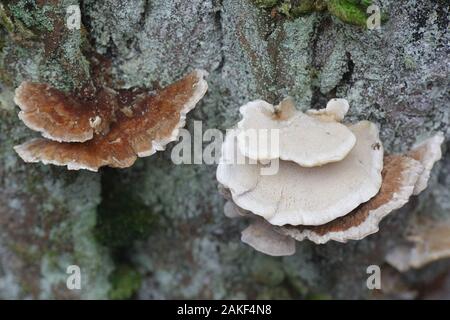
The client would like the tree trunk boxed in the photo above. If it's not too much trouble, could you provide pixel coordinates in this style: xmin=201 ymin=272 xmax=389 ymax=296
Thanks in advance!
xmin=0 ymin=0 xmax=448 ymax=299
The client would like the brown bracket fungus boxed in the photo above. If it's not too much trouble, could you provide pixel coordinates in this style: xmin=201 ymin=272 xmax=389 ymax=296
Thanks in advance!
xmin=14 ymin=70 xmax=208 ymax=171
xmin=236 ymin=98 xmax=356 ymax=167
xmin=216 ymin=97 xmax=445 ymax=256
xmin=15 ymin=83 xmax=118 ymax=142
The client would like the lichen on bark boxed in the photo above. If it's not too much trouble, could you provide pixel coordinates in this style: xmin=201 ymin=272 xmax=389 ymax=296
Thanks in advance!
xmin=0 ymin=0 xmax=449 ymax=299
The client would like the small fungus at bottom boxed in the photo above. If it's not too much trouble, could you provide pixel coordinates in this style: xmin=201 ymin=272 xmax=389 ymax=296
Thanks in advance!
xmin=386 ymin=217 xmax=450 ymax=272
xmin=241 ymin=219 xmax=296 ymax=257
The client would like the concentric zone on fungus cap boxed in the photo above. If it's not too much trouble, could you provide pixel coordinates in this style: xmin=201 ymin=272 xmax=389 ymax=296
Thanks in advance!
xmin=14 ymin=70 xmax=208 ymax=171
xmin=237 ymin=98 xmax=356 ymax=167
xmin=277 ymin=155 xmax=424 ymax=244
xmin=217 ymin=120 xmax=384 ymax=226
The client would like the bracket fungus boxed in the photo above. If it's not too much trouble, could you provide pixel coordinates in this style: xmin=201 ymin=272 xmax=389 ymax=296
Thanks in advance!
xmin=241 ymin=218 xmax=296 ymax=257
xmin=218 ymin=120 xmax=383 ymax=226
xmin=237 ymin=97 xmax=356 ymax=166
xmin=407 ymin=133 xmax=445 ymax=195
xmin=223 ymin=200 xmax=248 ymax=219
xmin=386 ymin=217 xmax=450 ymax=272
xmin=306 ymin=98 xmax=350 ymax=122
xmin=14 ymin=70 xmax=208 ymax=171
xmin=276 ymin=155 xmax=424 ymax=244
xmin=217 ymin=98 xmax=445 ymax=256
xmin=224 ymin=200 xmax=296 ymax=256
xmin=15 ymin=83 xmax=118 ymax=142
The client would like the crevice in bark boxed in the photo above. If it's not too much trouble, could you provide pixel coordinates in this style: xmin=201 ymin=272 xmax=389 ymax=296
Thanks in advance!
xmin=342 ymin=51 xmax=355 ymax=84
xmin=95 ymin=167 xmax=159 ymax=298
xmin=213 ymin=0 xmax=225 ymax=73
xmin=309 ymin=15 xmax=335 ymax=109
xmin=266 ymin=20 xmax=286 ymax=103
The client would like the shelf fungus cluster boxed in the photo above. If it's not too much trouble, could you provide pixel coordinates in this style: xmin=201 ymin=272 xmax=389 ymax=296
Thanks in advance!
xmin=386 ymin=216 xmax=450 ymax=272
xmin=217 ymin=98 xmax=444 ymax=256
xmin=13 ymin=70 xmax=208 ymax=171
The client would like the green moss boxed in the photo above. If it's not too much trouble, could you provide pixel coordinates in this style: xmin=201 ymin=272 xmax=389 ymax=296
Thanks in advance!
xmin=403 ymin=55 xmax=417 ymax=71
xmin=12 ymin=18 xmax=36 ymax=39
xmin=307 ymin=293 xmax=332 ymax=300
xmin=277 ymin=1 xmax=291 ymax=17
xmin=0 ymin=63 xmax=13 ymax=87
xmin=255 ymin=287 xmax=292 ymax=299
xmin=327 ymin=0 xmax=369 ymax=27
xmin=252 ymin=0 xmax=279 ymax=9
xmin=95 ymin=170 xmax=159 ymax=249
xmin=0 ymin=2 xmax=36 ymax=51
xmin=108 ymin=265 xmax=142 ymax=300
xmin=0 ymin=4 xmax=15 ymax=33
xmin=250 ymin=256 xmax=285 ymax=286
xmin=289 ymin=0 xmax=327 ymax=16
xmin=9 ymin=243 xmax=41 ymax=266
xmin=256 ymin=0 xmax=376 ymax=28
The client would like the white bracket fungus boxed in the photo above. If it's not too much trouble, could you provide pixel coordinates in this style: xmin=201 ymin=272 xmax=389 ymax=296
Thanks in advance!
xmin=236 ymin=97 xmax=356 ymax=167
xmin=408 ymin=133 xmax=445 ymax=195
xmin=386 ymin=217 xmax=450 ymax=272
xmin=223 ymin=200 xmax=248 ymax=219
xmin=218 ymin=120 xmax=383 ymax=226
xmin=276 ymin=155 xmax=424 ymax=244
xmin=241 ymin=219 xmax=296 ymax=257
xmin=306 ymin=98 xmax=350 ymax=122
xmin=217 ymin=97 xmax=445 ymax=256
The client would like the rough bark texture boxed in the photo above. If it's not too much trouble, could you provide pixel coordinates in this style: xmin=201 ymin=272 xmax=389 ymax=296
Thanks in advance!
xmin=0 ymin=0 xmax=448 ymax=299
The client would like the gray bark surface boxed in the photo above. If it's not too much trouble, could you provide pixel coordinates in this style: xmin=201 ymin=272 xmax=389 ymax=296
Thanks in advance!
xmin=0 ymin=0 xmax=448 ymax=299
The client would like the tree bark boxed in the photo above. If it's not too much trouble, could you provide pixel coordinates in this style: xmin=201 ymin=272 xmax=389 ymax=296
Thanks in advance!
xmin=0 ymin=0 xmax=448 ymax=299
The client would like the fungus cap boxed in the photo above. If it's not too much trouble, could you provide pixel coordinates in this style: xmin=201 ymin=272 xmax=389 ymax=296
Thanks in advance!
xmin=223 ymin=200 xmax=248 ymax=219
xmin=407 ymin=133 xmax=444 ymax=195
xmin=277 ymin=155 xmax=424 ymax=243
xmin=15 ymin=83 xmax=118 ymax=142
xmin=386 ymin=217 xmax=450 ymax=272
xmin=14 ymin=70 xmax=208 ymax=171
xmin=217 ymin=120 xmax=384 ymax=226
xmin=306 ymin=98 xmax=350 ymax=122
xmin=241 ymin=219 xmax=296 ymax=256
xmin=236 ymin=98 xmax=356 ymax=167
